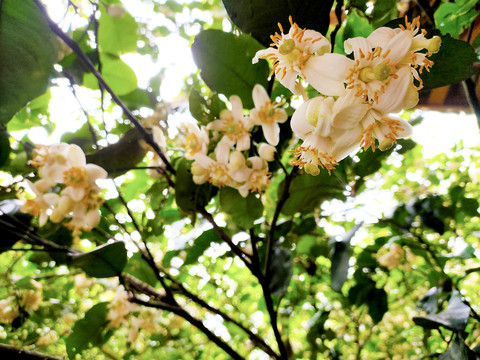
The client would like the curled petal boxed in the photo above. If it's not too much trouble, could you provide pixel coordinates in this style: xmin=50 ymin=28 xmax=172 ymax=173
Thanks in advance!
xmin=367 ymin=27 xmax=398 ymax=47
xmin=384 ymin=31 xmax=413 ymax=63
xmin=344 ymin=37 xmax=371 ymax=57
xmin=262 ymin=123 xmax=280 ymax=146
xmin=303 ymin=54 xmax=351 ymax=96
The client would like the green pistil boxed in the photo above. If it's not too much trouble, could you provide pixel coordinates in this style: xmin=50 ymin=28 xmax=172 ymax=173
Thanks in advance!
xmin=304 ymin=163 xmax=320 ymax=176
xmin=379 ymin=139 xmax=394 ymax=151
xmin=374 ymin=64 xmax=390 ymax=81
xmin=278 ymin=39 xmax=296 ymax=55
xmin=359 ymin=68 xmax=375 ymax=82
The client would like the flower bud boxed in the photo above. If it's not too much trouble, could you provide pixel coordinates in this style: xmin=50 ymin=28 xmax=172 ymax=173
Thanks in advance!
xmin=258 ymin=143 xmax=276 ymax=162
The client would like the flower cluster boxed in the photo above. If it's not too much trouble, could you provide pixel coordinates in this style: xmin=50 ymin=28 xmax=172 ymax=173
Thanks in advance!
xmin=185 ymin=84 xmax=287 ymax=197
xmin=254 ymin=16 xmax=440 ymax=175
xmin=21 ymin=143 xmax=107 ymax=240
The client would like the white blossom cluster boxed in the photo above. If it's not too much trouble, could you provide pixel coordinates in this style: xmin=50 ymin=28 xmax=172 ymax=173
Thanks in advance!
xmin=181 ymin=84 xmax=287 ymax=197
xmin=22 ymin=143 xmax=107 ymax=240
xmin=253 ymin=16 xmax=441 ymax=175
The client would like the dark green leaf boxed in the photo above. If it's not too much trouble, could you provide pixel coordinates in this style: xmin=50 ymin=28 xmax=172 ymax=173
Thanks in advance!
xmin=421 ymin=35 xmax=477 ymax=90
xmin=0 ymin=128 xmax=10 ymax=168
xmin=222 ymin=0 xmax=335 ymax=47
xmin=368 ymin=288 xmax=388 ymax=324
xmin=66 ymin=302 xmax=110 ymax=359
xmin=175 ymin=158 xmax=217 ymax=213
xmin=184 ymin=228 xmax=222 ymax=265
xmin=439 ymin=334 xmax=476 ymax=360
xmin=68 ymin=242 xmax=127 ymax=278
xmin=0 ymin=199 xmax=32 ymax=252
xmin=0 ymin=0 xmax=58 ymax=124
xmin=281 ymin=172 xmax=345 ymax=216
xmin=191 ymin=29 xmax=269 ymax=108
xmin=268 ymin=247 xmax=293 ymax=297
xmin=417 ymin=287 xmax=441 ymax=314
xmin=371 ymin=0 xmax=397 ymax=28
xmin=124 ymin=252 xmax=158 ymax=287
xmin=7 ymin=90 xmax=51 ymax=132
xmin=219 ymin=187 xmax=263 ymax=229
xmin=86 ymin=128 xmax=147 ymax=177
xmin=330 ymin=223 xmax=362 ymax=292
xmin=413 ymin=291 xmax=471 ymax=332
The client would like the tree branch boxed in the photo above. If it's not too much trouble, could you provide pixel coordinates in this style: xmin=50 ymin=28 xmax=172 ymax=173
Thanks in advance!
xmin=33 ymin=0 xmax=175 ymax=176
xmin=0 ymin=344 xmax=63 ymax=360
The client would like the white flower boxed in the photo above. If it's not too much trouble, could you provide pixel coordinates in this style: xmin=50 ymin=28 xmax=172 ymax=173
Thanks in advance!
xmin=182 ymin=122 xmax=209 ymax=160
xmin=230 ymin=155 xmax=271 ymax=197
xmin=21 ymin=180 xmax=60 ymax=226
xmin=291 ymin=92 xmax=368 ymax=175
xmin=207 ymin=95 xmax=252 ymax=151
xmin=191 ymin=153 xmax=232 ymax=188
xmin=250 ymin=84 xmax=288 ymax=146
xmin=253 ymin=16 xmax=332 ymax=94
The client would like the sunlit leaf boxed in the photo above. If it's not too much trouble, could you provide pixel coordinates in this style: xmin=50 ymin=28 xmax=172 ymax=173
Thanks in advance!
xmin=98 ymin=6 xmax=138 ymax=55
xmin=125 ymin=252 xmax=158 ymax=287
xmin=184 ymin=228 xmax=222 ymax=265
xmin=434 ymin=0 xmax=479 ymax=38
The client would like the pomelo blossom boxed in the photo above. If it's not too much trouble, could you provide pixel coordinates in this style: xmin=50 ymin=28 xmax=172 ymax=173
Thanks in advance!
xmin=21 ymin=143 xmax=107 ymax=241
xmin=258 ymin=143 xmax=276 ymax=162
xmin=191 ymin=151 xmax=233 ymax=188
xmin=207 ymin=95 xmax=252 ymax=152
xmin=252 ymin=16 xmax=341 ymax=94
xmin=290 ymin=92 xmax=369 ymax=175
xmin=182 ymin=122 xmax=209 ymax=160
xmin=250 ymin=84 xmax=288 ymax=146
xmin=228 ymin=152 xmax=271 ymax=197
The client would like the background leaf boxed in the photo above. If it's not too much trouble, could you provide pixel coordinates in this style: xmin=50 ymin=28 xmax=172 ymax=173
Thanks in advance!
xmin=68 ymin=242 xmax=127 ymax=278
xmin=191 ymin=29 xmax=269 ymax=109
xmin=268 ymin=246 xmax=293 ymax=297
xmin=184 ymin=228 xmax=222 ymax=265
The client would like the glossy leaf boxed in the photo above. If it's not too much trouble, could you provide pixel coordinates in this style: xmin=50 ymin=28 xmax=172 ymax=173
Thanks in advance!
xmin=66 ymin=302 xmax=110 ymax=359
xmin=191 ymin=29 xmax=269 ymax=109
xmin=0 ymin=129 xmax=10 ymax=168
xmin=413 ymin=291 xmax=471 ymax=332
xmin=0 ymin=0 xmax=58 ymax=124
xmin=434 ymin=0 xmax=479 ymax=38
xmin=219 ymin=187 xmax=263 ymax=229
xmin=0 ymin=199 xmax=32 ymax=252
xmin=222 ymin=0 xmax=335 ymax=47
xmin=68 ymin=242 xmax=127 ymax=278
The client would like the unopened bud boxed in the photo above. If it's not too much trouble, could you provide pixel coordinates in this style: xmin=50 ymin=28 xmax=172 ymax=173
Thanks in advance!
xmin=258 ymin=143 xmax=276 ymax=162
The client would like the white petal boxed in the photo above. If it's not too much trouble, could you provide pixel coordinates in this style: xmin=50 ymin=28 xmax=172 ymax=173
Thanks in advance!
xmin=230 ymin=95 xmax=244 ymax=120
xmin=278 ymin=69 xmax=299 ymax=94
xmin=236 ymin=134 xmax=251 ymax=151
xmin=262 ymin=123 xmax=280 ymax=146
xmin=86 ymin=164 xmax=108 ymax=181
xmin=252 ymin=84 xmax=270 ymax=109
xmin=291 ymin=100 xmax=313 ymax=139
xmin=367 ymin=27 xmax=397 ymax=48
xmin=375 ymin=66 xmax=411 ymax=113
xmin=253 ymin=48 xmax=276 ymax=64
xmin=68 ymin=144 xmax=87 ymax=167
xmin=332 ymin=103 xmax=369 ymax=129
xmin=215 ymin=137 xmax=232 ymax=164
xmin=303 ymin=54 xmax=351 ymax=96
xmin=300 ymin=30 xmax=330 ymax=53
xmin=344 ymin=37 xmax=371 ymax=57
xmin=385 ymin=31 xmax=412 ymax=63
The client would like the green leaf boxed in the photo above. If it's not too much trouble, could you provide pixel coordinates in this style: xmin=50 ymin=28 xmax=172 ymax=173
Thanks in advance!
xmin=124 ymin=252 xmax=158 ymax=287
xmin=413 ymin=291 xmax=471 ymax=332
xmin=7 ymin=90 xmax=52 ymax=132
xmin=191 ymin=29 xmax=269 ymax=109
xmin=219 ymin=187 xmax=263 ymax=229
xmin=0 ymin=128 xmax=11 ymax=168
xmin=66 ymin=302 xmax=110 ymax=359
xmin=434 ymin=0 xmax=479 ymax=38
xmin=175 ymin=158 xmax=217 ymax=213
xmin=368 ymin=288 xmax=388 ymax=324
xmin=439 ymin=334 xmax=475 ymax=360
xmin=0 ymin=0 xmax=58 ymax=125
xmin=280 ymin=172 xmax=345 ymax=216
xmin=86 ymin=128 xmax=147 ymax=177
xmin=98 ymin=7 xmax=138 ymax=55
xmin=68 ymin=242 xmax=127 ymax=278
xmin=83 ymin=53 xmax=137 ymax=96
xmin=184 ymin=228 xmax=222 ymax=265
xmin=268 ymin=247 xmax=293 ymax=297
xmin=421 ymin=35 xmax=477 ymax=90
xmin=335 ymin=10 xmax=374 ymax=54
xmin=222 ymin=0 xmax=335 ymax=47
xmin=0 ymin=199 xmax=32 ymax=252
xmin=370 ymin=0 xmax=397 ymax=28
